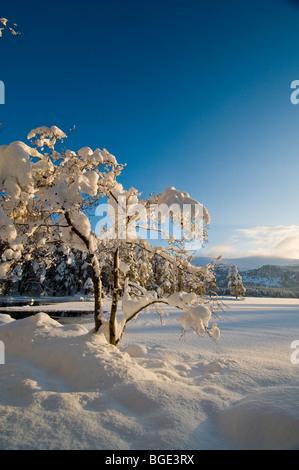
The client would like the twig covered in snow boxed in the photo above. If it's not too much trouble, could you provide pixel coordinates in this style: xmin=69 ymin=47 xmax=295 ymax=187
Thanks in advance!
xmin=0 ymin=18 xmax=20 ymax=37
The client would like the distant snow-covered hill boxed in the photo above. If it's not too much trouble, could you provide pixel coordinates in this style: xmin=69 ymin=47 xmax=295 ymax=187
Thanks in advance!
xmin=240 ymin=264 xmax=299 ymax=289
xmin=193 ymin=256 xmax=299 ymax=271
xmin=193 ymin=256 xmax=299 ymax=297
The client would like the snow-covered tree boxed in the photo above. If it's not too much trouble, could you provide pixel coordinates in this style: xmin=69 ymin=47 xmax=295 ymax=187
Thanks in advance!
xmin=151 ymin=254 xmax=177 ymax=296
xmin=119 ymin=244 xmax=153 ymax=289
xmin=227 ymin=265 xmax=246 ymax=299
xmin=119 ymin=245 xmax=140 ymax=286
xmin=45 ymin=245 xmax=84 ymax=296
xmin=0 ymin=126 xmax=124 ymax=330
xmin=0 ymin=125 xmax=221 ymax=345
xmin=0 ymin=240 xmax=92 ymax=296
xmin=83 ymin=277 xmax=94 ymax=295
xmin=98 ymin=182 xmax=220 ymax=345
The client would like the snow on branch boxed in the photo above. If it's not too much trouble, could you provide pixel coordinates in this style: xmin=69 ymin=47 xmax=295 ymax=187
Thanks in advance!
xmin=0 ymin=18 xmax=20 ymax=37
xmin=127 ymin=238 xmax=214 ymax=280
xmin=110 ymin=278 xmax=221 ymax=346
xmin=28 ymin=126 xmax=67 ymax=150
xmin=140 ymin=186 xmax=210 ymax=242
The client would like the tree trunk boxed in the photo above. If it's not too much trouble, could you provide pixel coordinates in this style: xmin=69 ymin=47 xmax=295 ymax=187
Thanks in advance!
xmin=109 ymin=246 xmax=120 ymax=345
xmin=178 ymin=267 xmax=183 ymax=292
xmin=88 ymin=250 xmax=103 ymax=332
xmin=65 ymin=211 xmax=103 ymax=332
xmin=93 ymin=273 xmax=102 ymax=332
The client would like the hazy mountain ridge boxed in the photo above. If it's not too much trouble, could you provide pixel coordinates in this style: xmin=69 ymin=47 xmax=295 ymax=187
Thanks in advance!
xmin=193 ymin=256 xmax=299 ymax=271
xmin=240 ymin=264 xmax=299 ymax=289
xmin=193 ymin=256 xmax=299 ymax=297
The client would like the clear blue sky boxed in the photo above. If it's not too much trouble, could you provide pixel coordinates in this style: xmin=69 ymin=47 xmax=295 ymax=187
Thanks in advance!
xmin=1 ymin=0 xmax=299 ymax=258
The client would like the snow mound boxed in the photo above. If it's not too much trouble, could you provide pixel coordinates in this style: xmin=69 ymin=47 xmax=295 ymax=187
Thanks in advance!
xmin=0 ymin=314 xmax=15 ymax=326
xmin=0 ymin=313 xmax=156 ymax=392
xmin=217 ymin=386 xmax=299 ymax=450
xmin=122 ymin=344 xmax=148 ymax=357
xmin=0 ymin=311 xmax=221 ymax=449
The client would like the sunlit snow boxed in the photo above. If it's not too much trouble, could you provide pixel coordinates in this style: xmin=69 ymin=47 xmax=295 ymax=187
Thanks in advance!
xmin=0 ymin=296 xmax=298 ymax=450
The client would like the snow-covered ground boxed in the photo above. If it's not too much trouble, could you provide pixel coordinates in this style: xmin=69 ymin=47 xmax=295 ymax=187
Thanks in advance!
xmin=0 ymin=296 xmax=298 ymax=450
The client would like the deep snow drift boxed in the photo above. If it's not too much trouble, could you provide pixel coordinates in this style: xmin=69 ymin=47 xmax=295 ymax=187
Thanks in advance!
xmin=0 ymin=297 xmax=298 ymax=450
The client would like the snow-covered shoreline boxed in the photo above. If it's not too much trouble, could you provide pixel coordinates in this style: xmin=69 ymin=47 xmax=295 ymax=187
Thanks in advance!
xmin=0 ymin=297 xmax=298 ymax=450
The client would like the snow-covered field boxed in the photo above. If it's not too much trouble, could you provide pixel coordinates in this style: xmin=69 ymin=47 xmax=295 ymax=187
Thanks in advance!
xmin=0 ymin=296 xmax=299 ymax=450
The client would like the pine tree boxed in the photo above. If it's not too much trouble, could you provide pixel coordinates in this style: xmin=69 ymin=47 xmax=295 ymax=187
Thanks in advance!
xmin=227 ymin=265 xmax=246 ymax=299
xmin=152 ymin=255 xmax=177 ymax=296
xmin=120 ymin=245 xmax=140 ymax=286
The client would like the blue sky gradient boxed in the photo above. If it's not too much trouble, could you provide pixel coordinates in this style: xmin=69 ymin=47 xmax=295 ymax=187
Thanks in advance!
xmin=1 ymin=0 xmax=299 ymax=258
